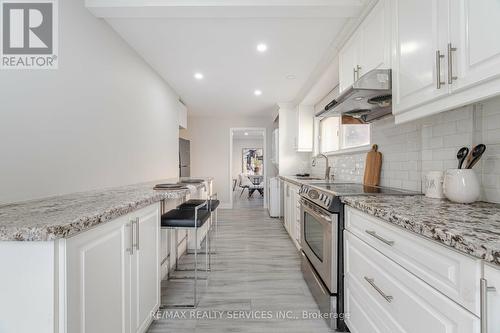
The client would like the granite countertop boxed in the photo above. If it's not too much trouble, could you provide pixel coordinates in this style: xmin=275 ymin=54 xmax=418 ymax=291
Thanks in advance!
xmin=342 ymin=195 xmax=500 ymax=266
xmin=0 ymin=178 xmax=211 ymax=241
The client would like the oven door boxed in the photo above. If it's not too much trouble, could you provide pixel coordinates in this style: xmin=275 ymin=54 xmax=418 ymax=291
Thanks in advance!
xmin=300 ymin=198 xmax=337 ymax=293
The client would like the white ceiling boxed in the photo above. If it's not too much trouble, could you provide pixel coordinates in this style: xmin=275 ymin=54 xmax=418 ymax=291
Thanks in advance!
xmin=87 ymin=0 xmax=367 ymax=117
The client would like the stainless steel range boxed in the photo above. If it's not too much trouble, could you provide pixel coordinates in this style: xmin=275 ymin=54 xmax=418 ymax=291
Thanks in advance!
xmin=299 ymin=182 xmax=418 ymax=331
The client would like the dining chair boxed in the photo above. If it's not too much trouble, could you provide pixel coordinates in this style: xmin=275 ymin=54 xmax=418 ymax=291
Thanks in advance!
xmin=238 ymin=173 xmax=253 ymax=197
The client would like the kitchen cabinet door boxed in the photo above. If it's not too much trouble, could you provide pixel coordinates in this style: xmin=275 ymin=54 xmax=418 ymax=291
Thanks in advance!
xmin=449 ymin=0 xmax=500 ymax=93
xmin=339 ymin=32 xmax=361 ymax=93
xmin=391 ymin=0 xmax=449 ymax=114
xmin=283 ymin=182 xmax=290 ymax=233
xmin=288 ymin=185 xmax=296 ymax=239
xmin=296 ymin=105 xmax=314 ymax=152
xmin=130 ymin=205 xmax=160 ymax=333
xmin=292 ymin=186 xmax=301 ymax=247
xmin=484 ymin=264 xmax=500 ymax=333
xmin=345 ymin=231 xmax=480 ymax=333
xmin=66 ymin=215 xmax=132 ymax=333
xmin=359 ymin=0 xmax=390 ymax=76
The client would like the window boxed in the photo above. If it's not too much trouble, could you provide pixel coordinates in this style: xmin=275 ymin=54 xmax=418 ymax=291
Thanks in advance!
xmin=342 ymin=124 xmax=371 ymax=149
xmin=317 ymin=116 xmax=370 ymax=154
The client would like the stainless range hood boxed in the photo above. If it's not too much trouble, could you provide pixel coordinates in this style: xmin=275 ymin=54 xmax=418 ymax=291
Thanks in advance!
xmin=317 ymin=69 xmax=392 ymax=123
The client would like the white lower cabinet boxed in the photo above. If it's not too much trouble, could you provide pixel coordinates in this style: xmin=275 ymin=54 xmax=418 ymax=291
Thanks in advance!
xmin=67 ymin=204 xmax=160 ymax=333
xmin=344 ymin=231 xmax=480 ymax=333
xmin=484 ymin=264 xmax=500 ymax=333
xmin=343 ymin=207 xmax=498 ymax=333
xmin=346 ymin=207 xmax=482 ymax=314
xmin=283 ymin=180 xmax=301 ymax=249
xmin=131 ymin=206 xmax=161 ymax=333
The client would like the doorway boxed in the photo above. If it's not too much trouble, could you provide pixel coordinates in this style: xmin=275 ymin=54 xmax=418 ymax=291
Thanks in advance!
xmin=229 ymin=128 xmax=266 ymax=209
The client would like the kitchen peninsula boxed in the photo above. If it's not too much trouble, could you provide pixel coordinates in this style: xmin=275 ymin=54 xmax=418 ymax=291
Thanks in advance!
xmin=0 ymin=178 xmax=212 ymax=333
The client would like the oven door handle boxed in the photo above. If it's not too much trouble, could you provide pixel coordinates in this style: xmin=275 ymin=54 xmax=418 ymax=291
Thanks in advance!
xmin=300 ymin=199 xmax=333 ymax=224
xmin=303 ymin=206 xmax=332 ymax=224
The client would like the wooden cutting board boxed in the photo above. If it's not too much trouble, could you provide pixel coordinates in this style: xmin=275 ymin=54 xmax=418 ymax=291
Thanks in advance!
xmin=364 ymin=144 xmax=382 ymax=186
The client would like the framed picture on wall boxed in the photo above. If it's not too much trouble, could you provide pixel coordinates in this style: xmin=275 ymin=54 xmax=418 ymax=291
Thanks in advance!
xmin=242 ymin=148 xmax=263 ymax=175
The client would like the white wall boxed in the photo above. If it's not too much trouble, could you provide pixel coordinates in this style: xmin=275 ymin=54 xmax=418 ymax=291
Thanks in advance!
xmin=310 ymin=95 xmax=500 ymax=203
xmin=0 ymin=0 xmax=181 ymax=204
xmin=186 ymin=115 xmax=275 ymax=207
xmin=232 ymin=138 xmax=264 ymax=179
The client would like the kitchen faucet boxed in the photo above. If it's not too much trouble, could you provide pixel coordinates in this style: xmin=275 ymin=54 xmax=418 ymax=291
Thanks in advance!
xmin=312 ymin=154 xmax=332 ymax=181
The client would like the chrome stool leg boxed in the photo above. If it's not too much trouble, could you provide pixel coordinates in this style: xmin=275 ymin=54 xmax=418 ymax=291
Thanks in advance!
xmin=161 ymin=201 xmax=209 ymax=309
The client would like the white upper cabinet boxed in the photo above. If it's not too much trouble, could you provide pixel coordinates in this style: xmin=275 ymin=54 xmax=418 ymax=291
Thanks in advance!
xmin=339 ymin=32 xmax=361 ymax=93
xmin=391 ymin=0 xmax=449 ymax=113
xmin=339 ymin=0 xmax=390 ymax=93
xmin=296 ymin=105 xmax=314 ymax=152
xmin=450 ymin=0 xmax=500 ymax=92
xmin=359 ymin=0 xmax=390 ymax=76
xmin=392 ymin=0 xmax=500 ymax=123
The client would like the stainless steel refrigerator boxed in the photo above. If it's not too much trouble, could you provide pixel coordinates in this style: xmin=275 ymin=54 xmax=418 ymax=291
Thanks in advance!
xmin=179 ymin=138 xmax=190 ymax=177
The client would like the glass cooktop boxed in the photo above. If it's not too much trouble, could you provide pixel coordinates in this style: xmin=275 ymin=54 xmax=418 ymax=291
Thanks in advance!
xmin=310 ymin=183 xmax=419 ymax=196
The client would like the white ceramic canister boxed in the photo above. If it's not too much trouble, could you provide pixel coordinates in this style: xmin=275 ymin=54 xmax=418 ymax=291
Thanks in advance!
xmin=424 ymin=171 xmax=445 ymax=199
xmin=443 ymin=169 xmax=481 ymax=204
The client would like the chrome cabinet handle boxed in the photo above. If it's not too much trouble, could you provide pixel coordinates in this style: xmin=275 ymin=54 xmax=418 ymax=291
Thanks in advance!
xmin=356 ymin=65 xmax=362 ymax=80
xmin=481 ymin=278 xmax=498 ymax=333
xmin=135 ymin=217 xmax=140 ymax=251
xmin=353 ymin=67 xmax=357 ymax=82
xmin=128 ymin=221 xmax=134 ymax=255
xmin=447 ymin=43 xmax=457 ymax=84
xmin=365 ymin=230 xmax=395 ymax=246
xmin=436 ymin=50 xmax=445 ymax=89
xmin=364 ymin=277 xmax=393 ymax=303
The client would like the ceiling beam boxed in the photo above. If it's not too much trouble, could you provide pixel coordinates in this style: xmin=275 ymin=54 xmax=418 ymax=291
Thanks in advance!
xmin=86 ymin=0 xmax=364 ymax=18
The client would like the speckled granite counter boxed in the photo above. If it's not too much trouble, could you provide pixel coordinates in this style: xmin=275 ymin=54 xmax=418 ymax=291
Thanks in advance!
xmin=342 ymin=195 xmax=500 ymax=266
xmin=0 ymin=179 xmax=210 ymax=241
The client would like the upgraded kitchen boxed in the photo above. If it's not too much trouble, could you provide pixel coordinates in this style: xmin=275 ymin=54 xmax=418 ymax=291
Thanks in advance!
xmin=1 ymin=0 xmax=500 ymax=333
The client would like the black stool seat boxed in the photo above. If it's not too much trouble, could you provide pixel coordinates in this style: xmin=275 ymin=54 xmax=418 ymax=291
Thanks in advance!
xmin=178 ymin=199 xmax=220 ymax=212
xmin=161 ymin=209 xmax=210 ymax=228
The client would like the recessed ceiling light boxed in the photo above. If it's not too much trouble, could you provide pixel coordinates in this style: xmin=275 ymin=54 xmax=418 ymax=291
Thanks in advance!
xmin=286 ymin=74 xmax=297 ymax=80
xmin=257 ymin=43 xmax=268 ymax=53
xmin=244 ymin=132 xmax=249 ymax=136
xmin=194 ymin=72 xmax=204 ymax=80
xmin=254 ymin=90 xmax=263 ymax=96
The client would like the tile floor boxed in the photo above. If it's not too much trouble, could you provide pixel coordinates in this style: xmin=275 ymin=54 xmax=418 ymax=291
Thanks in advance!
xmin=148 ymin=205 xmax=333 ymax=333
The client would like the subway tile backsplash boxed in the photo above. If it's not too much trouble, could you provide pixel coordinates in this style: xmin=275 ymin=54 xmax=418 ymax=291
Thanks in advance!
xmin=311 ymin=95 xmax=500 ymax=203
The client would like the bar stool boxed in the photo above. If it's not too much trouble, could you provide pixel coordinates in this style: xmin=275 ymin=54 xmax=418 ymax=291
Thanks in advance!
xmin=178 ymin=193 xmax=219 ymax=233
xmin=160 ymin=201 xmax=210 ymax=308
xmin=177 ymin=194 xmax=219 ymax=269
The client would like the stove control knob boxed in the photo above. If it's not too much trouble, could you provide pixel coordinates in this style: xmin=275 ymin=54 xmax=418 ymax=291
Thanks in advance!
xmin=308 ymin=190 xmax=319 ymax=200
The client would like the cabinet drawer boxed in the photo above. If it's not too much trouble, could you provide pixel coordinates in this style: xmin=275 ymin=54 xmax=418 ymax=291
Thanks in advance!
xmin=345 ymin=274 xmax=401 ymax=333
xmin=345 ymin=231 xmax=480 ymax=333
xmin=345 ymin=207 xmax=481 ymax=315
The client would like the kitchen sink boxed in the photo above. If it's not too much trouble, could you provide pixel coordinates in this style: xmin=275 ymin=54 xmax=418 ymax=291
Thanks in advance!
xmin=295 ymin=176 xmax=323 ymax=180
